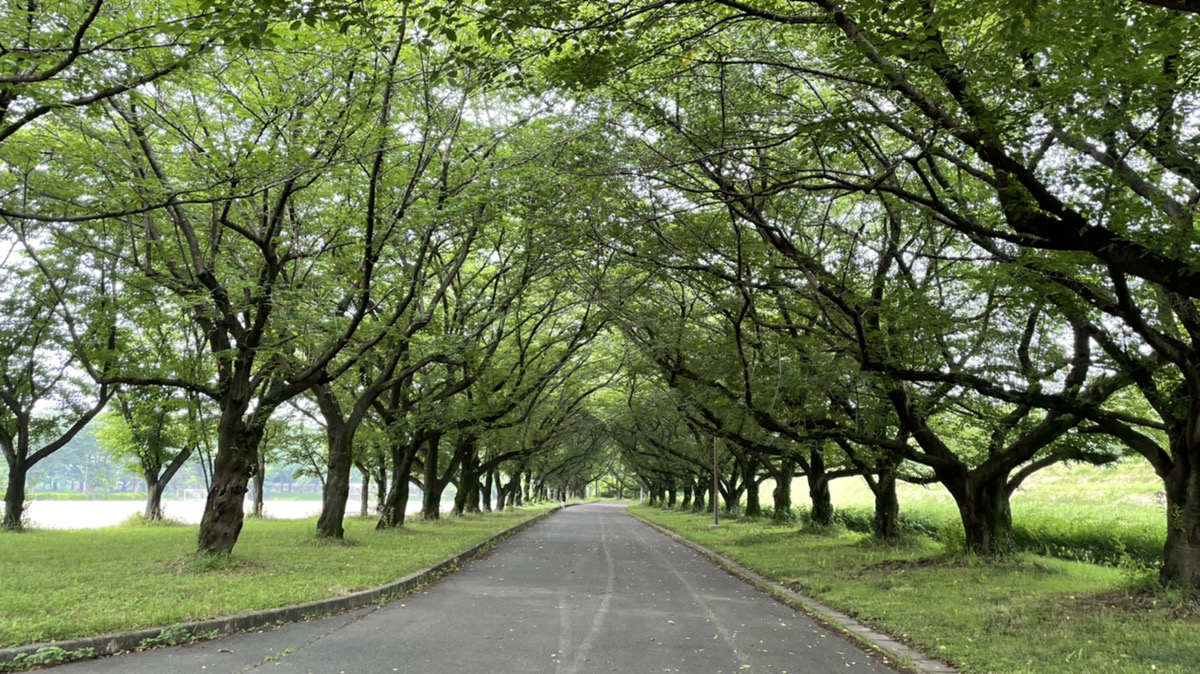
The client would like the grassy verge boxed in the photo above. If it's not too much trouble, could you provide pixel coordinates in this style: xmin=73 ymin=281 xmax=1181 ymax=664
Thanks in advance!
xmin=767 ymin=460 xmax=1168 ymax=568
xmin=0 ymin=506 xmax=553 ymax=648
xmin=633 ymin=505 xmax=1200 ymax=674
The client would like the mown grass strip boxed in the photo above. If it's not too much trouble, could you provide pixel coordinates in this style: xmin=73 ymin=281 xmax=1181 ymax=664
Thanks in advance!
xmin=632 ymin=505 xmax=1200 ymax=674
xmin=0 ymin=506 xmax=553 ymax=648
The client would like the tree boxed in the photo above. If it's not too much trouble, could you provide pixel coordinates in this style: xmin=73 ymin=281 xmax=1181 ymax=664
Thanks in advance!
xmin=44 ymin=23 xmax=418 ymax=554
xmin=0 ymin=242 xmax=113 ymax=529
xmin=97 ymin=389 xmax=194 ymax=519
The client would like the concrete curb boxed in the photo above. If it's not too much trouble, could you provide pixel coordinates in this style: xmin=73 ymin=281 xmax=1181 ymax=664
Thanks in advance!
xmin=629 ymin=511 xmax=959 ymax=674
xmin=0 ymin=506 xmax=563 ymax=671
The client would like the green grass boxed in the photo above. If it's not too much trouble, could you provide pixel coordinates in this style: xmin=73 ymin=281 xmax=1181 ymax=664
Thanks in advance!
xmin=633 ymin=506 xmax=1200 ymax=674
xmin=0 ymin=506 xmax=553 ymax=648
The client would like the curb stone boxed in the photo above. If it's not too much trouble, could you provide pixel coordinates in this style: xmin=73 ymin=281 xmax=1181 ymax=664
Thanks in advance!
xmin=0 ymin=505 xmax=564 ymax=671
xmin=629 ymin=511 xmax=959 ymax=674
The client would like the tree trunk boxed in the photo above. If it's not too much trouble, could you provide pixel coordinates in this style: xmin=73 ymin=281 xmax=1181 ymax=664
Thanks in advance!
xmin=145 ymin=445 xmax=192 ymax=521
xmin=744 ymin=481 xmax=762 ymax=518
xmin=500 ymin=472 xmax=520 ymax=511
xmin=421 ymin=432 xmax=444 ymax=520
xmin=2 ymin=462 xmax=28 ymax=530
xmin=806 ymin=450 xmax=833 ymax=526
xmin=482 ymin=469 xmax=494 ymax=512
xmin=692 ymin=478 xmax=707 ymax=513
xmin=197 ymin=417 xmax=263 ymax=555
xmin=377 ymin=435 xmax=418 ymax=529
xmin=454 ymin=450 xmax=482 ymax=515
xmin=771 ymin=458 xmax=795 ymax=524
xmin=943 ymin=472 xmax=1013 ymax=556
xmin=357 ymin=462 xmax=370 ymax=517
xmin=144 ymin=470 xmax=165 ymax=520
xmin=1160 ymin=459 xmax=1200 ymax=587
xmin=375 ymin=464 xmax=388 ymax=515
xmin=315 ymin=385 xmax=353 ymax=539
xmin=680 ymin=483 xmax=693 ymax=511
xmin=252 ymin=447 xmax=266 ymax=519
xmin=873 ymin=470 xmax=900 ymax=541
xmin=666 ymin=477 xmax=678 ymax=508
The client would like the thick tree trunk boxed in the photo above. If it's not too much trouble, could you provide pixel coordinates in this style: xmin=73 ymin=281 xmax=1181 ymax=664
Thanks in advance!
xmin=806 ymin=451 xmax=833 ymax=526
xmin=2 ymin=462 xmax=28 ymax=530
xmin=680 ymin=483 xmax=693 ymax=511
xmin=744 ymin=482 xmax=762 ymax=518
xmin=692 ymin=478 xmax=707 ymax=513
xmin=741 ymin=458 xmax=762 ymax=518
xmin=144 ymin=471 xmax=166 ymax=520
xmin=1160 ymin=459 xmax=1200 ymax=587
xmin=771 ymin=458 xmax=795 ymax=524
xmin=500 ymin=472 xmax=520 ymax=511
xmin=454 ymin=450 xmax=482 ymax=515
xmin=666 ymin=477 xmax=678 ymax=508
xmin=482 ymin=469 xmax=494 ymax=512
xmin=421 ymin=432 xmax=444 ymax=520
xmin=197 ymin=418 xmax=263 ymax=555
xmin=377 ymin=435 xmax=418 ymax=529
xmin=873 ymin=470 xmax=900 ymax=540
xmin=315 ymin=385 xmax=353 ymax=539
xmin=943 ymin=473 xmax=1013 ymax=556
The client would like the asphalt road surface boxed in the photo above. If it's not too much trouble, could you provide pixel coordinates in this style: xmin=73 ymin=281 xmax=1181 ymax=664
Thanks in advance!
xmin=55 ymin=503 xmax=895 ymax=673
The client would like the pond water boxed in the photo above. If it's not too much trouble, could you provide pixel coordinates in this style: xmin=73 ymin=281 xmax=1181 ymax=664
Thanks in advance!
xmin=15 ymin=498 xmax=436 ymax=530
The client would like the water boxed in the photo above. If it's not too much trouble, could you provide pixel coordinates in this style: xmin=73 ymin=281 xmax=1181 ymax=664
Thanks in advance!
xmin=16 ymin=498 xmax=436 ymax=530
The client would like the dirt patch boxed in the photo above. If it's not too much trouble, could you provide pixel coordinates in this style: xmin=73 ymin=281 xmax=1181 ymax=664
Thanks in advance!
xmin=1077 ymin=590 xmax=1200 ymax=619
xmin=857 ymin=557 xmax=967 ymax=574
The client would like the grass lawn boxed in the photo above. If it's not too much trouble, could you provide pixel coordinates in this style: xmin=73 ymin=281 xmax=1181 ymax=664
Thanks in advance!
xmin=633 ymin=505 xmax=1199 ymax=674
xmin=0 ymin=506 xmax=553 ymax=648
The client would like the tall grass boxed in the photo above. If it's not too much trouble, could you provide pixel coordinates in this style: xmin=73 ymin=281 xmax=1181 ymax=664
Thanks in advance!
xmin=762 ymin=460 xmax=1168 ymax=567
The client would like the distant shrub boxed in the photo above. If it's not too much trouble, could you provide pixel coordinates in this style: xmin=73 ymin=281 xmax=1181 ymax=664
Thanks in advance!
xmin=119 ymin=513 xmax=186 ymax=528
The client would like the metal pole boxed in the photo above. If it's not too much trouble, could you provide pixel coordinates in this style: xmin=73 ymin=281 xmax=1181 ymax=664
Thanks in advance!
xmin=712 ymin=436 xmax=720 ymax=527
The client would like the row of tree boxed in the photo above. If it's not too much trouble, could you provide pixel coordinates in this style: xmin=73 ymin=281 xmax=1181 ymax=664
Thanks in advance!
xmin=512 ymin=0 xmax=1200 ymax=589
xmin=5 ymin=0 xmax=1200 ymax=594
xmin=0 ymin=0 xmax=616 ymax=552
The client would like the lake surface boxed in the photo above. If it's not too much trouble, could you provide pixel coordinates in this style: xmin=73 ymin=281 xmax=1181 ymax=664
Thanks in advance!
xmin=17 ymin=498 xmax=439 ymax=530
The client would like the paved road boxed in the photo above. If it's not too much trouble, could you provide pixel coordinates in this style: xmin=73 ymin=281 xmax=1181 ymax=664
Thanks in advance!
xmin=56 ymin=504 xmax=894 ymax=673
